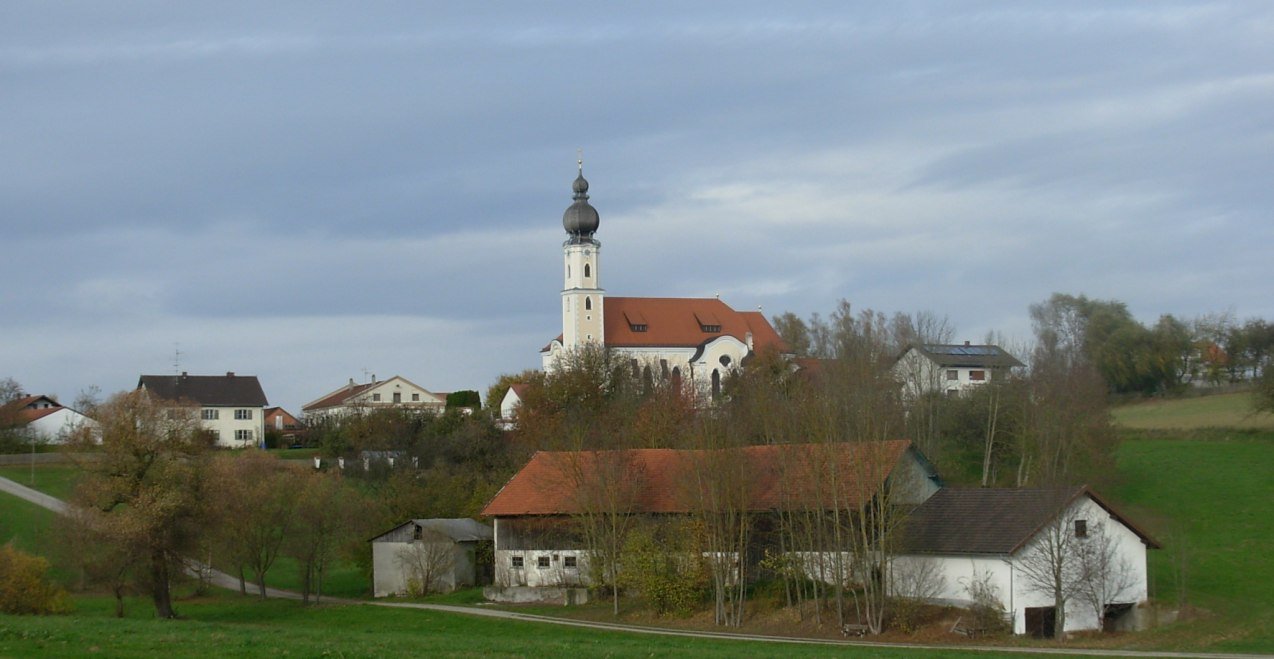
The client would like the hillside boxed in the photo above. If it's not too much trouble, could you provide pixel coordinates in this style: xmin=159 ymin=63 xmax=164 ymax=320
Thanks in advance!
xmin=1112 ymin=391 xmax=1274 ymax=430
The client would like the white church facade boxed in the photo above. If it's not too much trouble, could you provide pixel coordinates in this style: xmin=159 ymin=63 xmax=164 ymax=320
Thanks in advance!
xmin=539 ymin=163 xmax=790 ymax=396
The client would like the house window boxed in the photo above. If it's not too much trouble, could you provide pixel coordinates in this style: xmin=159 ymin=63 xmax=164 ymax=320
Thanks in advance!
xmin=946 ymin=370 xmax=958 ymax=381
xmin=234 ymin=409 xmax=253 ymax=420
xmin=393 ymin=392 xmax=402 ymax=403
xmin=372 ymin=393 xmax=381 ymax=402
xmin=969 ymin=370 xmax=986 ymax=381
xmin=413 ymin=525 xmax=423 ymax=540
xmin=201 ymin=409 xmax=219 ymax=420
xmin=1075 ymin=520 xmax=1088 ymax=538
xmin=537 ymin=556 xmax=550 ymax=569
xmin=235 ymin=429 xmax=253 ymax=442
xmin=510 ymin=556 xmax=524 ymax=569
xmin=564 ymin=556 xmax=577 ymax=569
xmin=412 ymin=393 xmax=420 ymax=402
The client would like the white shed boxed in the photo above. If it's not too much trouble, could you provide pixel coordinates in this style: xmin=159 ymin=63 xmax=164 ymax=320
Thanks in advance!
xmin=894 ymin=486 xmax=1159 ymax=637
xmin=370 ymin=518 xmax=493 ymax=597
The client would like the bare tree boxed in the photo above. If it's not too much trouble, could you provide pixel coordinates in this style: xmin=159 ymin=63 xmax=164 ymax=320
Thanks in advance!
xmin=1075 ymin=521 xmax=1140 ymax=631
xmin=1015 ymin=498 xmax=1090 ymax=638
xmin=284 ymin=471 xmax=365 ymax=604
xmin=397 ymin=530 xmax=456 ymax=595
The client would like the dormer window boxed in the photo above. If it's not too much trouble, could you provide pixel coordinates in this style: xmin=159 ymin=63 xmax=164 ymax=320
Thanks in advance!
xmin=623 ymin=309 xmax=648 ymax=333
xmin=700 ymin=324 xmax=721 ymax=333
xmin=694 ymin=310 xmax=722 ymax=334
xmin=630 ymin=324 xmax=647 ymax=332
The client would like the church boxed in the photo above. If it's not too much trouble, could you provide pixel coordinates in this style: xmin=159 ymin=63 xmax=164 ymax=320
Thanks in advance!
xmin=539 ymin=162 xmax=791 ymax=397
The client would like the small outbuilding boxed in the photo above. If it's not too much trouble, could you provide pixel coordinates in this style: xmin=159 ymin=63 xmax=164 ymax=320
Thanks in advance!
xmin=370 ymin=518 xmax=493 ymax=597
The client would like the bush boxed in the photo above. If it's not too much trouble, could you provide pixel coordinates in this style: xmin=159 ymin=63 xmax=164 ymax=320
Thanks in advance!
xmin=961 ymin=569 xmax=1010 ymax=635
xmin=0 ymin=544 xmax=72 ymax=615
xmin=619 ymin=524 xmax=706 ymax=617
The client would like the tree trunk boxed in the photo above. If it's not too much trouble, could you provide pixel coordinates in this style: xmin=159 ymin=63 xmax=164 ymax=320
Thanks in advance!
xmin=113 ymin=584 xmax=126 ymax=618
xmin=150 ymin=549 xmax=176 ymax=619
xmin=238 ymin=566 xmax=247 ymax=595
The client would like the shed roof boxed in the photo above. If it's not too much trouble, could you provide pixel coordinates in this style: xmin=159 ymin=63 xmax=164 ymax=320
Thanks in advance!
xmin=482 ymin=440 xmax=917 ymax=517
xmin=897 ymin=486 xmax=1160 ymax=555
xmin=137 ymin=373 xmax=267 ymax=407
xmin=369 ymin=518 xmax=493 ymax=543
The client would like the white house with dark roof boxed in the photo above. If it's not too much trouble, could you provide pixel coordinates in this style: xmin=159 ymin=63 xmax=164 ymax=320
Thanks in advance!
xmin=893 ymin=486 xmax=1158 ymax=637
xmin=894 ymin=342 xmax=1024 ymax=398
xmin=539 ymin=162 xmax=792 ymax=398
xmin=302 ymin=375 xmax=446 ymax=420
xmin=137 ymin=372 xmax=268 ymax=448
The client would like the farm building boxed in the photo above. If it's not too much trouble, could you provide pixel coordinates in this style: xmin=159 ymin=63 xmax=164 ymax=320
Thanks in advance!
xmin=893 ymin=486 xmax=1159 ymax=637
xmin=370 ymin=518 xmax=493 ymax=597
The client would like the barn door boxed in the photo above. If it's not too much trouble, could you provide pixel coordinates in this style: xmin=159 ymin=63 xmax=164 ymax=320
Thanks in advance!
xmin=1025 ymin=606 xmax=1056 ymax=638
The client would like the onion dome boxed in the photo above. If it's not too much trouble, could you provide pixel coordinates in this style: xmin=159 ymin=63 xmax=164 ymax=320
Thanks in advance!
xmin=562 ymin=160 xmax=600 ymax=239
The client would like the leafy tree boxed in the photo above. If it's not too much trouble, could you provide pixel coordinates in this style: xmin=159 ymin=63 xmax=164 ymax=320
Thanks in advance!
xmin=1254 ymin=366 xmax=1274 ymax=416
xmin=65 ymin=389 xmax=211 ymax=619
xmin=445 ymin=390 xmax=481 ymax=410
xmin=206 ymin=451 xmax=298 ymax=599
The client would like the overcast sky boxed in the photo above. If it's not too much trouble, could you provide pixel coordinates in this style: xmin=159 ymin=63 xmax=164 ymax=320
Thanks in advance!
xmin=3 ymin=2 xmax=1271 ymax=412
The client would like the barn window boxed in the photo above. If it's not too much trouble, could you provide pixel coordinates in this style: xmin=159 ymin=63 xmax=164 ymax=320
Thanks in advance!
xmin=537 ymin=556 xmax=551 ymax=569
xmin=564 ymin=556 xmax=577 ymax=569
xmin=510 ymin=556 xmax=524 ymax=569
xmin=413 ymin=525 xmax=422 ymax=541
xmin=1075 ymin=520 xmax=1088 ymax=538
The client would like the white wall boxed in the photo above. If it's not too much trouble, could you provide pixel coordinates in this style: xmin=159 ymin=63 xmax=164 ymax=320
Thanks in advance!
xmin=26 ymin=408 xmax=95 ymax=443
xmin=494 ymin=549 xmax=589 ymax=588
xmin=201 ymin=406 xmax=265 ymax=448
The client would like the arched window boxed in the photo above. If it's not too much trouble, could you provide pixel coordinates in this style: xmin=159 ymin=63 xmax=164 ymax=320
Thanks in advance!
xmin=567 ymin=264 xmax=571 ymax=278
xmin=585 ymin=297 xmax=592 ymax=311
xmin=584 ymin=263 xmax=591 ymax=278
xmin=711 ymin=369 xmax=721 ymax=399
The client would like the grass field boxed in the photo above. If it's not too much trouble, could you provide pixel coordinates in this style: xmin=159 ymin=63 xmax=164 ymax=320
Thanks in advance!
xmin=0 ymin=464 xmax=81 ymax=500
xmin=0 ymin=593 xmax=1022 ymax=658
xmin=1112 ymin=391 xmax=1274 ymax=430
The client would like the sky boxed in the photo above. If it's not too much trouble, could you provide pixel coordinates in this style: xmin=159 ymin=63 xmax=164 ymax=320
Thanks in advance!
xmin=3 ymin=2 xmax=1272 ymax=413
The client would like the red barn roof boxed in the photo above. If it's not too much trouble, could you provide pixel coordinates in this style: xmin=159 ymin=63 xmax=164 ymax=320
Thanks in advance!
xmin=482 ymin=440 xmax=914 ymax=517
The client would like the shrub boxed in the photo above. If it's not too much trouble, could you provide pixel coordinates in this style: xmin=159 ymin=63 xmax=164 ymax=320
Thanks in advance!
xmin=619 ymin=523 xmax=706 ymax=617
xmin=0 ymin=544 xmax=72 ymax=615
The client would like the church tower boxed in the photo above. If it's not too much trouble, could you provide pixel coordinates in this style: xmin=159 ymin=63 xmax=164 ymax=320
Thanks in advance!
xmin=560 ymin=159 xmax=604 ymax=350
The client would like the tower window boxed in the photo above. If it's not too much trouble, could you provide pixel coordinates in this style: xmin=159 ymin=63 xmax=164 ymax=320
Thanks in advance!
xmin=584 ymin=264 xmax=591 ymax=278
xmin=585 ymin=297 xmax=592 ymax=311
xmin=567 ymin=264 xmax=571 ymax=278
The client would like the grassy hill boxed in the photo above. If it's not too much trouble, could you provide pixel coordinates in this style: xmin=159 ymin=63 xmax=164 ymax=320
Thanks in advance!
xmin=1112 ymin=390 xmax=1274 ymax=430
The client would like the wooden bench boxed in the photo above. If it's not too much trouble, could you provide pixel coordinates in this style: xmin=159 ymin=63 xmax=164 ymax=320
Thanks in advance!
xmin=841 ymin=623 xmax=870 ymax=637
xmin=950 ymin=616 xmax=986 ymax=638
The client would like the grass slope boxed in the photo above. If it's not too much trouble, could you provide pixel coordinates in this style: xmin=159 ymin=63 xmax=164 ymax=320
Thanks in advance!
xmin=0 ymin=593 xmax=1013 ymax=658
xmin=0 ymin=464 xmax=81 ymax=500
xmin=1112 ymin=391 xmax=1274 ymax=430
xmin=1111 ymin=431 xmax=1273 ymax=652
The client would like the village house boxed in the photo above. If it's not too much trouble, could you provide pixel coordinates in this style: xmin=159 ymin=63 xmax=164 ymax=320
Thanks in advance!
xmin=137 ymin=372 xmax=268 ymax=448
xmin=302 ymin=375 xmax=446 ymax=420
xmin=481 ymin=440 xmax=941 ymax=592
xmin=370 ymin=518 xmax=494 ymax=597
xmin=893 ymin=486 xmax=1159 ymax=637
xmin=539 ymin=162 xmax=792 ymax=399
xmin=0 ymin=394 xmax=96 ymax=443
xmin=894 ymin=342 xmax=1024 ymax=398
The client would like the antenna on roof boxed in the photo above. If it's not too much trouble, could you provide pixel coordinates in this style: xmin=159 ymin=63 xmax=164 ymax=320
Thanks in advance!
xmin=172 ymin=343 xmax=182 ymax=375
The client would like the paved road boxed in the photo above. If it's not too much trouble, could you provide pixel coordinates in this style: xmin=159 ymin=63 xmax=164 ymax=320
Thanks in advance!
xmin=2 ymin=474 xmax=1267 ymax=659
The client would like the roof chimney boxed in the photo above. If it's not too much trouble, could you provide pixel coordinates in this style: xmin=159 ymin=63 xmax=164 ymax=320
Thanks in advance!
xmin=227 ymin=371 xmax=235 ymax=377
xmin=964 ymin=341 xmax=971 ymax=347
xmin=181 ymin=371 xmax=188 ymax=377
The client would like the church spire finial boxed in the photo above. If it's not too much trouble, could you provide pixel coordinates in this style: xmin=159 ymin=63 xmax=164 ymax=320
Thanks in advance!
xmin=577 ymin=148 xmax=583 ymax=173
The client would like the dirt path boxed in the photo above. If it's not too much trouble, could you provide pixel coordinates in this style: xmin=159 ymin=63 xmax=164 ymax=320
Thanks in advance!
xmin=1 ymin=474 xmax=1265 ymax=659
